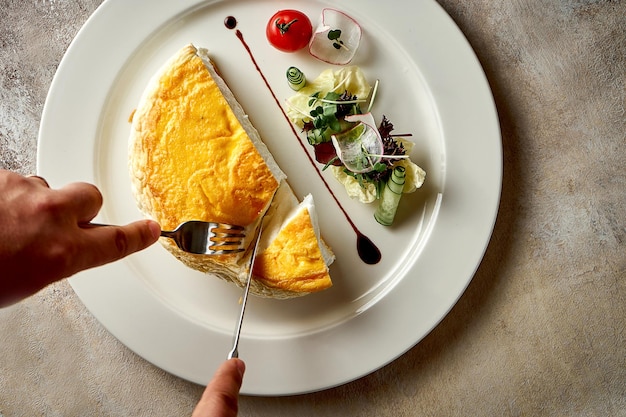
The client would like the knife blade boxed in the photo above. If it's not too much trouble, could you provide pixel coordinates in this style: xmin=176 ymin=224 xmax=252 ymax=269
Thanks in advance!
xmin=227 ymin=218 xmax=264 ymax=359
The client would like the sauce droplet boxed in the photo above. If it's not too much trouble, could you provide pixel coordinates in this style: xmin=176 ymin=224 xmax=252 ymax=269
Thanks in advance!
xmin=357 ymin=233 xmax=382 ymax=265
xmin=228 ymin=22 xmax=381 ymax=265
xmin=224 ymin=16 xmax=237 ymax=29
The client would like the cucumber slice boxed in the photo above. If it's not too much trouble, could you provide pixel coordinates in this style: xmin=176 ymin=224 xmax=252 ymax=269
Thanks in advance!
xmin=374 ymin=166 xmax=406 ymax=226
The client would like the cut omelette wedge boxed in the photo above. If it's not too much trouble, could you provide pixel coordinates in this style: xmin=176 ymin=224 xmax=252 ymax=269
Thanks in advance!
xmin=128 ymin=43 xmax=334 ymax=298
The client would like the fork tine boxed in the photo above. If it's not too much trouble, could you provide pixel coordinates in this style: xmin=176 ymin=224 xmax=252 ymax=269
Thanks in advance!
xmin=210 ymin=229 xmax=245 ymax=236
xmin=215 ymin=223 xmax=244 ymax=230
xmin=209 ymin=232 xmax=245 ymax=241
xmin=208 ymin=247 xmax=245 ymax=254
xmin=210 ymin=223 xmax=245 ymax=236
xmin=212 ymin=232 xmax=246 ymax=238
xmin=210 ymin=240 xmax=243 ymax=247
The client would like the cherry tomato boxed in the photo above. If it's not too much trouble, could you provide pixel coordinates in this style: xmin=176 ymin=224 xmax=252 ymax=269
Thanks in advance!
xmin=266 ymin=9 xmax=313 ymax=52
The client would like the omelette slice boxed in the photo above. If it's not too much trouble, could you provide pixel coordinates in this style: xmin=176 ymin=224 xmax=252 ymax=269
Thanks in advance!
xmin=254 ymin=195 xmax=333 ymax=293
xmin=129 ymin=44 xmax=334 ymax=298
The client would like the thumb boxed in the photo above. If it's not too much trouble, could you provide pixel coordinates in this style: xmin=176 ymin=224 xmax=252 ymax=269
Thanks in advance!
xmin=192 ymin=359 xmax=245 ymax=417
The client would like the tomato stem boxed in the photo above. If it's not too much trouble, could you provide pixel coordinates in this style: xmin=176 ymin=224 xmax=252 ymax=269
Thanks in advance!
xmin=275 ymin=18 xmax=298 ymax=35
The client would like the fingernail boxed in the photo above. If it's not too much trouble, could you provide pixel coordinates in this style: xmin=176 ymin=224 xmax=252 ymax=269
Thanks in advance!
xmin=148 ymin=220 xmax=161 ymax=240
xmin=234 ymin=358 xmax=246 ymax=377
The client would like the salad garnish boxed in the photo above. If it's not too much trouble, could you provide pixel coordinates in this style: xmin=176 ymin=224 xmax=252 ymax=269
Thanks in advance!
xmin=286 ymin=66 xmax=425 ymax=223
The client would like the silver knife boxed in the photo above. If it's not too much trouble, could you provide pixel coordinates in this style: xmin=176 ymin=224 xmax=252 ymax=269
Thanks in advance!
xmin=227 ymin=218 xmax=264 ymax=359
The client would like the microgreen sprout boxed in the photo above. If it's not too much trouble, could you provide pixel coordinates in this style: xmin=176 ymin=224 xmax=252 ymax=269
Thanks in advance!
xmin=367 ymin=154 xmax=410 ymax=159
xmin=328 ymin=29 xmax=350 ymax=51
xmin=301 ymin=91 xmax=364 ymax=145
xmin=367 ymin=79 xmax=379 ymax=113
xmin=319 ymin=98 xmax=367 ymax=105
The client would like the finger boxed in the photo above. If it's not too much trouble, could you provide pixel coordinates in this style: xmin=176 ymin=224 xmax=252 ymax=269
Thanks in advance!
xmin=192 ymin=359 xmax=245 ymax=417
xmin=73 ymin=220 xmax=161 ymax=272
xmin=56 ymin=182 xmax=103 ymax=223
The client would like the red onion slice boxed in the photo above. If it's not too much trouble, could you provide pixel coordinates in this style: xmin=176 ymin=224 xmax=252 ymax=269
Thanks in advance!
xmin=309 ymin=8 xmax=362 ymax=65
xmin=331 ymin=113 xmax=384 ymax=173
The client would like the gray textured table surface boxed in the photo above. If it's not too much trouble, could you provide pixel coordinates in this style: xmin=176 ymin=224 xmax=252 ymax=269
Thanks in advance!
xmin=1 ymin=1 xmax=625 ymax=416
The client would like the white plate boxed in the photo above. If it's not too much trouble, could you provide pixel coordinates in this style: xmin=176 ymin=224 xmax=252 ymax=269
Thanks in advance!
xmin=37 ymin=0 xmax=501 ymax=395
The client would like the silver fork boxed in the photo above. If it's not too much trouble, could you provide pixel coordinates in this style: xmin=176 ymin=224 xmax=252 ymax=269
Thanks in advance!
xmin=160 ymin=221 xmax=245 ymax=255
xmin=86 ymin=221 xmax=245 ymax=255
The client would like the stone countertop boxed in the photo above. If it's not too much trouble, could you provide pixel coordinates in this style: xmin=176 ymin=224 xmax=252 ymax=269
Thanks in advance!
xmin=1 ymin=1 xmax=624 ymax=415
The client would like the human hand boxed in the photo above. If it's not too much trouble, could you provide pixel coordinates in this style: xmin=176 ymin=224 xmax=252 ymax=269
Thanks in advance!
xmin=0 ymin=170 xmax=160 ymax=306
xmin=192 ymin=358 xmax=246 ymax=417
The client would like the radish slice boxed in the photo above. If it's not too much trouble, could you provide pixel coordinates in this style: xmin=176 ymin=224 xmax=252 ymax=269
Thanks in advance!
xmin=331 ymin=113 xmax=383 ymax=173
xmin=309 ymin=8 xmax=362 ymax=65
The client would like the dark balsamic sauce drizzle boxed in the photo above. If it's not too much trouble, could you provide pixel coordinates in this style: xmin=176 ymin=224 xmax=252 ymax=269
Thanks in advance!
xmin=224 ymin=16 xmax=237 ymax=30
xmin=224 ymin=19 xmax=381 ymax=265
